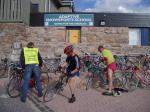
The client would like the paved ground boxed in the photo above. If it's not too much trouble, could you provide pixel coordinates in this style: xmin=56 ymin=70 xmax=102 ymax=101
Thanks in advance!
xmin=43 ymin=85 xmax=150 ymax=112
xmin=1 ymin=77 xmax=150 ymax=112
xmin=0 ymin=78 xmax=40 ymax=112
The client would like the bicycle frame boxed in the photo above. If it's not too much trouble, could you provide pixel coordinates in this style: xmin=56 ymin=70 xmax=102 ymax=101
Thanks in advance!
xmin=43 ymin=68 xmax=68 ymax=102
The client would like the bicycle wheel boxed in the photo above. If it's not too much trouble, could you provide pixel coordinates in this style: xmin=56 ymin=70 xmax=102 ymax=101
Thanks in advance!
xmin=113 ymin=78 xmax=123 ymax=88
xmin=145 ymin=73 xmax=150 ymax=88
xmin=43 ymin=81 xmax=60 ymax=102
xmin=140 ymin=71 xmax=150 ymax=88
xmin=41 ymin=72 xmax=49 ymax=90
xmin=43 ymin=71 xmax=67 ymax=102
xmin=125 ymin=73 xmax=139 ymax=91
xmin=7 ymin=76 xmax=22 ymax=98
xmin=85 ymin=74 xmax=93 ymax=90
xmin=113 ymin=70 xmax=125 ymax=88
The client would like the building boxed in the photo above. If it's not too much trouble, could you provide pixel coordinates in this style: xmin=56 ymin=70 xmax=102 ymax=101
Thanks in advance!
xmin=0 ymin=0 xmax=74 ymax=24
xmin=0 ymin=0 xmax=150 ymax=59
xmin=30 ymin=0 xmax=74 ymax=13
xmin=30 ymin=12 xmax=150 ymax=55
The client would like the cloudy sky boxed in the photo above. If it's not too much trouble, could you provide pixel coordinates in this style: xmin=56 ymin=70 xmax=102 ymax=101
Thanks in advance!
xmin=74 ymin=0 xmax=150 ymax=13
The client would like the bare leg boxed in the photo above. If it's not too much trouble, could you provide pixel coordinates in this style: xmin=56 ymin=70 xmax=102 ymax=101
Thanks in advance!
xmin=108 ymin=68 xmax=113 ymax=93
xmin=68 ymin=76 xmax=78 ymax=103
xmin=68 ymin=76 xmax=78 ymax=95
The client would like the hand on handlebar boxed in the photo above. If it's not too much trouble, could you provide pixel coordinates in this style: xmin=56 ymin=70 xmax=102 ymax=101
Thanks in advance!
xmin=57 ymin=65 xmax=62 ymax=71
xmin=100 ymin=57 xmax=107 ymax=62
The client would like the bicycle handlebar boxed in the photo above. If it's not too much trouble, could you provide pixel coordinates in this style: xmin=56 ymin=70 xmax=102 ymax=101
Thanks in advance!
xmin=77 ymin=47 xmax=90 ymax=56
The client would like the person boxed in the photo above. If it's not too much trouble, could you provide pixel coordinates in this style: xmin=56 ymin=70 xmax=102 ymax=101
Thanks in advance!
xmin=20 ymin=42 xmax=43 ymax=102
xmin=98 ymin=45 xmax=117 ymax=96
xmin=59 ymin=45 xmax=80 ymax=103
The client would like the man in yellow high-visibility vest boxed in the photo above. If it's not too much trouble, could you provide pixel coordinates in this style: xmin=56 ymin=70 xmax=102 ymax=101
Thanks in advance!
xmin=20 ymin=42 xmax=43 ymax=102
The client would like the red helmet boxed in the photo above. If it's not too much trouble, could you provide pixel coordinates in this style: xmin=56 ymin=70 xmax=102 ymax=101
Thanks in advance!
xmin=64 ymin=45 xmax=73 ymax=54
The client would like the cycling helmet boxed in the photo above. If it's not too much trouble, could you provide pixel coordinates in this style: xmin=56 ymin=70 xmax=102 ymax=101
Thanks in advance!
xmin=64 ymin=45 xmax=73 ymax=54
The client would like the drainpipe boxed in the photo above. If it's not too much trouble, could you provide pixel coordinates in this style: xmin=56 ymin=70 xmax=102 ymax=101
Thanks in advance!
xmin=49 ymin=0 xmax=51 ymax=12
xmin=45 ymin=0 xmax=47 ymax=12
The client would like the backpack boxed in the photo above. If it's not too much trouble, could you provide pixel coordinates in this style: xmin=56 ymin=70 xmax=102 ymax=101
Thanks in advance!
xmin=74 ymin=54 xmax=82 ymax=70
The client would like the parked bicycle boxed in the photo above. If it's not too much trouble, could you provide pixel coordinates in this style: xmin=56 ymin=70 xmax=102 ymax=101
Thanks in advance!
xmin=7 ymin=65 xmax=49 ymax=98
xmin=114 ymin=54 xmax=150 ymax=91
xmin=42 ymin=58 xmax=60 ymax=73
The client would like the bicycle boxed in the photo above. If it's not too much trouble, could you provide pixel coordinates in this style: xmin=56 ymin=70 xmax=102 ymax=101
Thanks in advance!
xmin=77 ymin=48 xmax=108 ymax=90
xmin=113 ymin=55 xmax=136 ymax=90
xmin=43 ymin=68 xmax=68 ymax=102
xmin=135 ymin=54 xmax=150 ymax=88
xmin=42 ymin=58 xmax=60 ymax=73
xmin=7 ymin=65 xmax=49 ymax=98
xmin=118 ymin=55 xmax=143 ymax=91
xmin=85 ymin=61 xmax=127 ymax=91
xmin=79 ymin=50 xmax=104 ymax=90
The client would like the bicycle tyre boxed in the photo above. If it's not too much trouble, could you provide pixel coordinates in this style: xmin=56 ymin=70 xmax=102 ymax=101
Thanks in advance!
xmin=113 ymin=70 xmax=125 ymax=88
xmin=43 ymin=71 xmax=67 ymax=102
xmin=85 ymin=74 xmax=93 ymax=90
xmin=125 ymin=73 xmax=139 ymax=91
xmin=113 ymin=78 xmax=123 ymax=88
xmin=140 ymin=71 xmax=150 ymax=88
xmin=7 ymin=76 xmax=22 ymax=98
xmin=43 ymin=81 xmax=60 ymax=102
xmin=40 ymin=72 xmax=50 ymax=90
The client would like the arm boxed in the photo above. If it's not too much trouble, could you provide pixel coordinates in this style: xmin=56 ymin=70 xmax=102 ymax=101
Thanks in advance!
xmin=60 ymin=62 xmax=68 ymax=68
xmin=20 ymin=49 xmax=25 ymax=69
xmin=71 ymin=68 xmax=79 ymax=74
xmin=38 ymin=52 xmax=43 ymax=67
xmin=60 ymin=56 xmax=69 ymax=68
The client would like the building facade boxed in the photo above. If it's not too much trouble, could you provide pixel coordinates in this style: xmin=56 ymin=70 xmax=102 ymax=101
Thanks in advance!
xmin=30 ymin=0 xmax=74 ymax=13
xmin=0 ymin=0 xmax=30 ymax=24
xmin=0 ymin=0 xmax=150 ymax=60
xmin=30 ymin=13 xmax=150 ymax=54
xmin=0 ymin=0 xmax=74 ymax=24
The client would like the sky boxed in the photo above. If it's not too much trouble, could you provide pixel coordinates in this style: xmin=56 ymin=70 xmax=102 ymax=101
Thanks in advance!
xmin=74 ymin=0 xmax=150 ymax=13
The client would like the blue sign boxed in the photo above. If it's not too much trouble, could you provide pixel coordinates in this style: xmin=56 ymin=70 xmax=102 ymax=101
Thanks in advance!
xmin=44 ymin=14 xmax=94 ymax=26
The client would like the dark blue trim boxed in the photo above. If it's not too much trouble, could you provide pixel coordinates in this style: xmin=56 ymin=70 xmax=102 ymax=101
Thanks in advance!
xmin=141 ymin=28 xmax=149 ymax=46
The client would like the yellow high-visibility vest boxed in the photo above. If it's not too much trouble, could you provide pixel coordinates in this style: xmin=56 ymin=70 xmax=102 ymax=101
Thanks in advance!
xmin=23 ymin=47 xmax=39 ymax=65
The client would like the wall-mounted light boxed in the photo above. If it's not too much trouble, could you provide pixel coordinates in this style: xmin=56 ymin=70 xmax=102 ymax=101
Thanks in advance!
xmin=100 ymin=20 xmax=106 ymax=26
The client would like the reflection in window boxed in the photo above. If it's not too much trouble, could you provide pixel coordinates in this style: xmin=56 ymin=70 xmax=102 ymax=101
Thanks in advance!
xmin=129 ymin=28 xmax=141 ymax=45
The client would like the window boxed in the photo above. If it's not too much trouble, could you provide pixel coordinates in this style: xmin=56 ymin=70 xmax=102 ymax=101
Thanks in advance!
xmin=66 ymin=27 xmax=81 ymax=45
xmin=129 ymin=28 xmax=150 ymax=46
xmin=31 ymin=4 xmax=39 ymax=13
xmin=129 ymin=28 xmax=141 ymax=45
